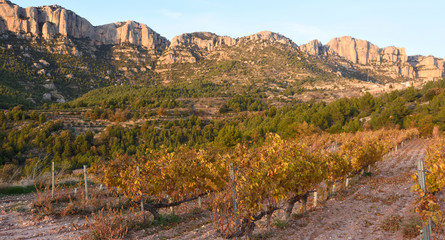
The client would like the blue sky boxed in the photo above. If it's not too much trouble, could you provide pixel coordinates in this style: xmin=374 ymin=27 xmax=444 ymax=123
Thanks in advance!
xmin=13 ymin=0 xmax=445 ymax=58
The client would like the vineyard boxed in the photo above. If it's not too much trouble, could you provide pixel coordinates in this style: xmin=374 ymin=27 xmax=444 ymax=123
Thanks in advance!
xmin=3 ymin=128 xmax=445 ymax=239
xmin=413 ymin=134 xmax=445 ymax=238
xmin=96 ymin=128 xmax=420 ymax=238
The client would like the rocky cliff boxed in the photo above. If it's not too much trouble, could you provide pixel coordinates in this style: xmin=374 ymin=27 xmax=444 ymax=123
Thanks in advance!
xmin=0 ymin=0 xmax=169 ymax=50
xmin=157 ymin=32 xmax=236 ymax=65
xmin=301 ymin=36 xmax=444 ymax=80
xmin=300 ymin=39 xmax=325 ymax=56
xmin=158 ymin=31 xmax=296 ymax=65
xmin=409 ymin=55 xmax=445 ymax=79
xmin=238 ymin=31 xmax=296 ymax=46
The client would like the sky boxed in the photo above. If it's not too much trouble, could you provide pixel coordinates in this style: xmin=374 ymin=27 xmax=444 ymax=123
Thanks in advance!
xmin=12 ymin=0 xmax=445 ymax=58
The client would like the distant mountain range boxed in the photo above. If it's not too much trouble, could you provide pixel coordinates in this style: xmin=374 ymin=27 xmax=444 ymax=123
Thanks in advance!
xmin=0 ymin=0 xmax=444 ymax=106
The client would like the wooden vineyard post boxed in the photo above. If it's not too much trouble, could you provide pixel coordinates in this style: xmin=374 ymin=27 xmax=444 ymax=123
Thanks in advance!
xmin=267 ymin=211 xmax=272 ymax=231
xmin=168 ymin=196 xmax=174 ymax=214
xmin=137 ymin=166 xmax=145 ymax=221
xmin=84 ymin=165 xmax=88 ymax=202
xmin=326 ymin=184 xmax=330 ymax=200
xmin=417 ymin=158 xmax=432 ymax=240
xmin=51 ymin=161 xmax=55 ymax=198
xmin=198 ymin=196 xmax=202 ymax=209
xmin=230 ymin=163 xmax=239 ymax=227
xmin=313 ymin=191 xmax=318 ymax=207
xmin=345 ymin=178 xmax=349 ymax=188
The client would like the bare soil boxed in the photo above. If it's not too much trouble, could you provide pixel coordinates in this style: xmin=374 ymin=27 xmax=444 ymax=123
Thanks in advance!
xmin=0 ymin=193 xmax=87 ymax=239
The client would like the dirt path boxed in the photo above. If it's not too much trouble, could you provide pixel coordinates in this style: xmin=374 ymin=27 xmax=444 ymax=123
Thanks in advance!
xmin=0 ymin=192 xmax=86 ymax=240
xmin=0 ymin=138 xmax=437 ymax=239
xmin=263 ymin=138 xmax=428 ymax=240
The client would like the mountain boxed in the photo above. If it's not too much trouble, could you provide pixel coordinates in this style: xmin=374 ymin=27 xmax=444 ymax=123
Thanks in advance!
xmin=0 ymin=0 xmax=444 ymax=107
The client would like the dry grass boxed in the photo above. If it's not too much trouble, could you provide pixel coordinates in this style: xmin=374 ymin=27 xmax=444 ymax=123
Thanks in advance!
xmin=82 ymin=207 xmax=131 ymax=240
xmin=31 ymin=182 xmax=132 ymax=219
xmin=30 ymin=182 xmax=187 ymax=239
xmin=380 ymin=215 xmax=402 ymax=232
xmin=401 ymin=215 xmax=422 ymax=239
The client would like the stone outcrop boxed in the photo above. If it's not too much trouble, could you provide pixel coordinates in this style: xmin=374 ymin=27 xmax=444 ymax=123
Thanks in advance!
xmin=300 ymin=39 xmax=325 ymax=56
xmin=409 ymin=55 xmax=445 ymax=80
xmin=158 ymin=31 xmax=297 ymax=65
xmin=0 ymin=1 xmax=95 ymax=39
xmin=325 ymin=36 xmax=381 ymax=65
xmin=239 ymin=31 xmax=296 ymax=46
xmin=95 ymin=21 xmax=169 ymax=50
xmin=158 ymin=32 xmax=237 ymax=65
xmin=0 ymin=0 xmax=168 ymax=50
xmin=170 ymin=32 xmax=236 ymax=50
xmin=300 ymin=36 xmax=442 ymax=79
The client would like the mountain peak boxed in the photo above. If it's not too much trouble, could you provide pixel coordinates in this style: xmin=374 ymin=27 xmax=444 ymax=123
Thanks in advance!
xmin=0 ymin=0 xmax=169 ymax=50
xmin=169 ymin=32 xmax=236 ymax=49
xmin=300 ymin=39 xmax=324 ymax=55
xmin=240 ymin=30 xmax=297 ymax=46
xmin=300 ymin=36 xmax=444 ymax=80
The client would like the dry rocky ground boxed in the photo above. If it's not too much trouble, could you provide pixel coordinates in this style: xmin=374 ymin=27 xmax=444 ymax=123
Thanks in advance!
xmin=0 ymin=138 xmax=443 ymax=240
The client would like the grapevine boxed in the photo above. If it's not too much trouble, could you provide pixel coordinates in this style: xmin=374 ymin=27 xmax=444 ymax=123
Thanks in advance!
xmin=98 ymin=128 xmax=419 ymax=238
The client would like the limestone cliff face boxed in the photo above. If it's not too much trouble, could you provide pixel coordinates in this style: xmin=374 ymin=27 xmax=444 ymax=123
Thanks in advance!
xmin=409 ymin=55 xmax=445 ymax=80
xmin=159 ymin=32 xmax=233 ymax=64
xmin=95 ymin=21 xmax=169 ymax=50
xmin=0 ymin=0 xmax=168 ymax=51
xmin=238 ymin=31 xmax=296 ymax=46
xmin=300 ymin=39 xmax=325 ymax=56
xmin=158 ymin=32 xmax=237 ymax=65
xmin=170 ymin=32 xmax=236 ymax=50
xmin=300 ymin=36 xmax=437 ymax=79
xmin=0 ymin=1 xmax=95 ymax=39
xmin=325 ymin=36 xmax=381 ymax=65
xmin=158 ymin=31 xmax=296 ymax=65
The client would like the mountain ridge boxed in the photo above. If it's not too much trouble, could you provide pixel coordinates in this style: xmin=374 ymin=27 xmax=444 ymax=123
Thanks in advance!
xmin=0 ymin=0 xmax=443 ymax=81
xmin=0 ymin=0 xmax=444 ymax=107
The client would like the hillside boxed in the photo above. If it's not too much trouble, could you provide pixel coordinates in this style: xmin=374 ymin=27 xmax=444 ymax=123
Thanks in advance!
xmin=0 ymin=0 xmax=444 ymax=107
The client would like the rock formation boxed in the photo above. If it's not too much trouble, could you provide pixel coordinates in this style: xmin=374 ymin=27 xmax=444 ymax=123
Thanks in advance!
xmin=158 ymin=32 xmax=237 ymax=65
xmin=238 ymin=31 xmax=297 ymax=47
xmin=0 ymin=1 xmax=95 ymax=39
xmin=409 ymin=55 xmax=445 ymax=80
xmin=158 ymin=31 xmax=297 ymax=65
xmin=325 ymin=36 xmax=381 ymax=65
xmin=300 ymin=36 xmax=445 ymax=80
xmin=300 ymin=39 xmax=325 ymax=56
xmin=169 ymin=32 xmax=236 ymax=50
xmin=95 ymin=21 xmax=169 ymax=50
xmin=0 ymin=0 xmax=169 ymax=50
